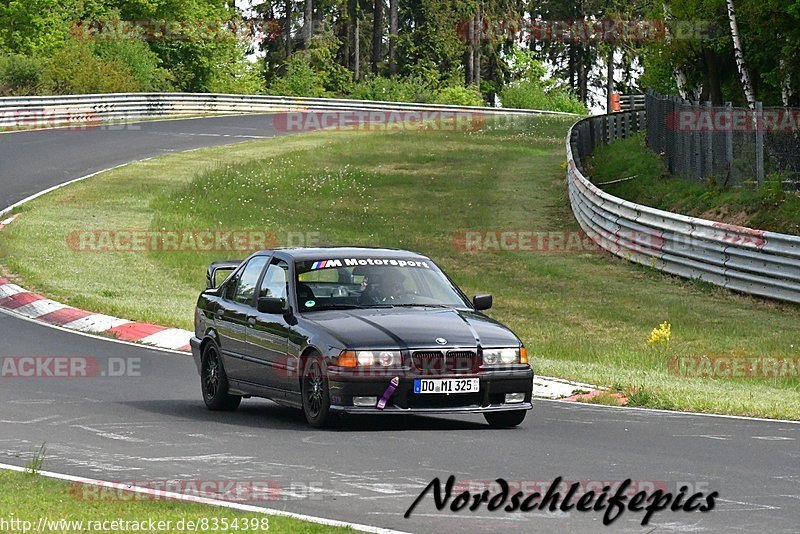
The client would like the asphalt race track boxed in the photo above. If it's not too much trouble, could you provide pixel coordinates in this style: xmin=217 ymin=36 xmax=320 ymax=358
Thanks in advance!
xmin=1 ymin=116 xmax=798 ymax=533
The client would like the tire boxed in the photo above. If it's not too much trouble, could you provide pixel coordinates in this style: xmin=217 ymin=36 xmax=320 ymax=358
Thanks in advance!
xmin=484 ymin=410 xmax=527 ymax=428
xmin=201 ymin=342 xmax=241 ymax=411
xmin=301 ymin=355 xmax=333 ymax=428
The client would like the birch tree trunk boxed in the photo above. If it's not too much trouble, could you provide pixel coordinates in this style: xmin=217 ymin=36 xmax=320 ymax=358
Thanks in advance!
xmin=354 ymin=16 xmax=360 ymax=80
xmin=606 ymin=47 xmax=614 ymax=114
xmin=726 ymin=0 xmax=756 ymax=109
xmin=662 ymin=1 xmax=689 ymax=99
xmin=780 ymin=57 xmax=792 ymax=106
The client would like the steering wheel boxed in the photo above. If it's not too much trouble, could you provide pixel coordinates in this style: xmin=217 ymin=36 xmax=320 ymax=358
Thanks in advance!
xmin=379 ymin=290 xmax=419 ymax=304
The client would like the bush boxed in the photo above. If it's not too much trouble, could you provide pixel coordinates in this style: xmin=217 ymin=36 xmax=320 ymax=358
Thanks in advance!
xmin=305 ymin=33 xmax=352 ymax=95
xmin=207 ymin=60 xmax=265 ymax=95
xmin=268 ymin=56 xmax=326 ymax=97
xmin=92 ymin=40 xmax=173 ymax=92
xmin=430 ymin=85 xmax=485 ymax=107
xmin=0 ymin=54 xmax=49 ymax=96
xmin=348 ymin=75 xmax=434 ymax=103
xmin=500 ymin=81 xmax=588 ymax=114
xmin=500 ymin=48 xmax=588 ymax=114
xmin=545 ymin=90 xmax=590 ymax=115
xmin=47 ymin=39 xmax=143 ymax=94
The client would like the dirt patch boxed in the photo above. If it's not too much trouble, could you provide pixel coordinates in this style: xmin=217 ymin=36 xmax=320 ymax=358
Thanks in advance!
xmin=696 ymin=205 xmax=754 ymax=227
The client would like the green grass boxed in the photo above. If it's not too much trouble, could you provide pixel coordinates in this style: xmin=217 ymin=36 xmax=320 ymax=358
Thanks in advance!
xmin=1 ymin=117 xmax=799 ymax=419
xmin=588 ymin=134 xmax=800 ymax=235
xmin=0 ymin=470 xmax=349 ymax=533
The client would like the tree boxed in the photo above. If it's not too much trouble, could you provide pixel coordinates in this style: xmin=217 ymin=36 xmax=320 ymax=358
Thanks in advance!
xmin=305 ymin=0 xmax=313 ymax=48
xmin=388 ymin=0 xmax=398 ymax=75
xmin=372 ymin=0 xmax=384 ymax=73
xmin=725 ymin=0 xmax=755 ymax=108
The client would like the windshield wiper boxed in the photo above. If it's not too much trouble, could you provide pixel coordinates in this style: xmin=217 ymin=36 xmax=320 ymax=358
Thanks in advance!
xmin=387 ymin=303 xmax=452 ymax=308
xmin=308 ymin=304 xmax=392 ymax=310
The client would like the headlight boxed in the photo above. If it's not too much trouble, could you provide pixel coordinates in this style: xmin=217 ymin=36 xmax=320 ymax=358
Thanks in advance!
xmin=483 ymin=347 xmax=520 ymax=365
xmin=376 ymin=351 xmax=400 ymax=367
xmin=357 ymin=351 xmax=375 ymax=366
xmin=340 ymin=350 xmax=402 ymax=367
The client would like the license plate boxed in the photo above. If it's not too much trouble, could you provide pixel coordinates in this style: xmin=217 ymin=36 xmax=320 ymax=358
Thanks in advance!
xmin=413 ymin=378 xmax=479 ymax=394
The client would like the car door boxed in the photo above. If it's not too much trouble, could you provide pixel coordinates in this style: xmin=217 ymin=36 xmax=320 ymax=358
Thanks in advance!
xmin=216 ymin=255 xmax=269 ymax=381
xmin=245 ymin=258 xmax=292 ymax=392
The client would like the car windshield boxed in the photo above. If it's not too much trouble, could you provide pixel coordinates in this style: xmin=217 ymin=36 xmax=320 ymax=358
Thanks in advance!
xmin=294 ymin=257 xmax=470 ymax=312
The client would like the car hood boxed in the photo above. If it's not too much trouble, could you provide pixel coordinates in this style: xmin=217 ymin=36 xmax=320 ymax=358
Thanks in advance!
xmin=304 ymin=307 xmax=520 ymax=350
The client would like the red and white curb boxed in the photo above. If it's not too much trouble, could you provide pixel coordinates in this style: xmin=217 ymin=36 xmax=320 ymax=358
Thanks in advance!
xmin=532 ymin=375 xmax=605 ymax=400
xmin=0 ymin=275 xmax=193 ymax=351
xmin=0 ymin=214 xmax=18 ymax=230
xmin=0 ymin=271 xmax=601 ymax=396
xmin=0 ymin=258 xmax=193 ymax=354
xmin=0 ymin=215 xmax=602 ymax=395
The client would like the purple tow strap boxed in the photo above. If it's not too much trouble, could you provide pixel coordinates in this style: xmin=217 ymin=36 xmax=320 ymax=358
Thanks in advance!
xmin=376 ymin=377 xmax=400 ymax=410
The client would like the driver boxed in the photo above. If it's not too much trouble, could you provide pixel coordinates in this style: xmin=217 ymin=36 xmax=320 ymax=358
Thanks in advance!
xmin=358 ymin=269 xmax=405 ymax=304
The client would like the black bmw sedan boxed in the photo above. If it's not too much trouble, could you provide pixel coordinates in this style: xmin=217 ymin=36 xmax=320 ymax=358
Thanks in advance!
xmin=190 ymin=247 xmax=533 ymax=428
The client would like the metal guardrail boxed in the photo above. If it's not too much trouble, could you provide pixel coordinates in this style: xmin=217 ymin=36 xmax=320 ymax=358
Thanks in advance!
xmin=567 ymin=110 xmax=800 ymax=304
xmin=6 ymin=92 xmax=795 ymax=304
xmin=0 ymin=93 xmax=577 ymax=128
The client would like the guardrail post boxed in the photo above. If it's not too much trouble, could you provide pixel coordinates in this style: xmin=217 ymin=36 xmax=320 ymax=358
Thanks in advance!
xmin=705 ymin=101 xmax=713 ymax=180
xmin=665 ymin=96 xmax=674 ymax=173
xmin=609 ymin=113 xmax=615 ymax=141
xmin=681 ymin=99 xmax=691 ymax=178
xmin=692 ymin=100 xmax=702 ymax=181
xmin=755 ymin=101 xmax=765 ymax=187
xmin=624 ymin=110 xmax=631 ymax=138
xmin=725 ymin=102 xmax=733 ymax=180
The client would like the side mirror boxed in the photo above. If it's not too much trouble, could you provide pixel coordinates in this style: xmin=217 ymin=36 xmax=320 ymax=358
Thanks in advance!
xmin=472 ymin=294 xmax=493 ymax=311
xmin=257 ymin=297 xmax=289 ymax=314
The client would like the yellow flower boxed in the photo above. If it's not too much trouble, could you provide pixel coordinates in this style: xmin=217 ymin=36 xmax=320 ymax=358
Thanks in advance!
xmin=647 ymin=321 xmax=671 ymax=346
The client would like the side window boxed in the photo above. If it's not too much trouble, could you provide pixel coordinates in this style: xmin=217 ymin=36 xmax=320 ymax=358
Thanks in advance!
xmin=259 ymin=260 xmax=289 ymax=300
xmin=233 ymin=256 xmax=269 ymax=305
xmin=224 ymin=271 xmax=241 ymax=301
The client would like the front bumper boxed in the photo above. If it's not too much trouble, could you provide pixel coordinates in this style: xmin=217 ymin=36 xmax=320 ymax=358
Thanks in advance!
xmin=327 ymin=366 xmax=534 ymax=414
